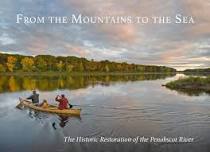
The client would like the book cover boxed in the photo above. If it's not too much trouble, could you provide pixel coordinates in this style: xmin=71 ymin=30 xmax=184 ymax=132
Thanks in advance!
xmin=0 ymin=1 xmax=209 ymax=152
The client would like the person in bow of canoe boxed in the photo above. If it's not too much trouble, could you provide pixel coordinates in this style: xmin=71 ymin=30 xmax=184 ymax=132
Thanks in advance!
xmin=27 ymin=90 xmax=39 ymax=105
xmin=55 ymin=94 xmax=71 ymax=110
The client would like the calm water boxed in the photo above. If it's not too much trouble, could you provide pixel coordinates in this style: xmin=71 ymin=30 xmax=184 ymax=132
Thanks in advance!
xmin=0 ymin=74 xmax=210 ymax=152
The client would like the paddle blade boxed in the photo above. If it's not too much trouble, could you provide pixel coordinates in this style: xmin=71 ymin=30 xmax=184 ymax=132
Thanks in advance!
xmin=69 ymin=104 xmax=73 ymax=108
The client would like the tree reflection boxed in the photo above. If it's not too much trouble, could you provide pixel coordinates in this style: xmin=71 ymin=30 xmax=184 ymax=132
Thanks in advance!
xmin=166 ymin=88 xmax=210 ymax=96
xmin=8 ymin=76 xmax=20 ymax=92
xmin=0 ymin=73 xmax=175 ymax=93
xmin=52 ymin=115 xmax=81 ymax=129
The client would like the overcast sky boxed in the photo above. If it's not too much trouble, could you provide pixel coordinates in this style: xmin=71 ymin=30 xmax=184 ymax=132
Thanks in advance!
xmin=0 ymin=0 xmax=210 ymax=70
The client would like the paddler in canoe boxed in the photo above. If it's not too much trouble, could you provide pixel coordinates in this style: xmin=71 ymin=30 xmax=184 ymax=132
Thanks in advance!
xmin=26 ymin=91 xmax=72 ymax=109
xmin=36 ymin=94 xmax=73 ymax=109
xmin=26 ymin=90 xmax=48 ymax=108
xmin=55 ymin=94 xmax=73 ymax=109
xmin=26 ymin=90 xmax=39 ymax=105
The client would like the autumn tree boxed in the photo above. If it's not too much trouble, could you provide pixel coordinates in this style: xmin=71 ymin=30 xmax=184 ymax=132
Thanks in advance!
xmin=0 ymin=64 xmax=6 ymax=72
xmin=6 ymin=56 xmax=17 ymax=72
xmin=79 ymin=62 xmax=84 ymax=72
xmin=137 ymin=66 xmax=144 ymax=72
xmin=21 ymin=57 xmax=34 ymax=71
xmin=35 ymin=57 xmax=47 ymax=71
xmin=105 ymin=65 xmax=109 ymax=72
xmin=66 ymin=64 xmax=74 ymax=72
xmin=56 ymin=61 xmax=64 ymax=72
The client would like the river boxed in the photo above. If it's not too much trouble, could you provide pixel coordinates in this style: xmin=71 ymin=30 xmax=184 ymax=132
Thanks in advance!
xmin=0 ymin=73 xmax=210 ymax=152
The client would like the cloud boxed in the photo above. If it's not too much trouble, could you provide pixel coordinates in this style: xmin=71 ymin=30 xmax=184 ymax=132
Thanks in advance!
xmin=61 ymin=0 xmax=140 ymax=43
xmin=0 ymin=0 xmax=210 ymax=70
xmin=161 ymin=42 xmax=196 ymax=62
xmin=182 ymin=0 xmax=210 ymax=36
xmin=0 ymin=33 xmax=16 ymax=45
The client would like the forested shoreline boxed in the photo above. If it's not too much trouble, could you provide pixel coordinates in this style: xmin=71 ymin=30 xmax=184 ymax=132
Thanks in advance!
xmin=0 ymin=53 xmax=176 ymax=73
xmin=184 ymin=68 xmax=210 ymax=74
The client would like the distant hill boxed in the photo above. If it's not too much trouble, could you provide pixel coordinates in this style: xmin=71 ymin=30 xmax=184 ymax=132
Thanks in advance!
xmin=0 ymin=53 xmax=176 ymax=73
xmin=184 ymin=68 xmax=210 ymax=74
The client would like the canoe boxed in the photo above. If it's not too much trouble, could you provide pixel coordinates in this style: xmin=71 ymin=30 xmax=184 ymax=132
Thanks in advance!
xmin=19 ymin=98 xmax=81 ymax=116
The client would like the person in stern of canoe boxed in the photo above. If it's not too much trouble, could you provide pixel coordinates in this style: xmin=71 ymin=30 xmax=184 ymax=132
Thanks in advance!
xmin=55 ymin=94 xmax=71 ymax=110
xmin=27 ymin=90 xmax=39 ymax=105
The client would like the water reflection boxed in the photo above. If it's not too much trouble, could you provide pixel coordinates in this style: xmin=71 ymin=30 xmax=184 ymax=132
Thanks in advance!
xmin=18 ymin=105 xmax=81 ymax=129
xmin=53 ymin=115 xmax=81 ymax=129
xmin=18 ymin=106 xmax=49 ymax=120
xmin=0 ymin=73 xmax=175 ymax=93
xmin=52 ymin=115 xmax=70 ymax=129
xmin=166 ymin=88 xmax=210 ymax=96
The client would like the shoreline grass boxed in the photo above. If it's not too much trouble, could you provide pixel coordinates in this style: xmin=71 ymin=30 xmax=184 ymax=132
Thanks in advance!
xmin=165 ymin=76 xmax=210 ymax=93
